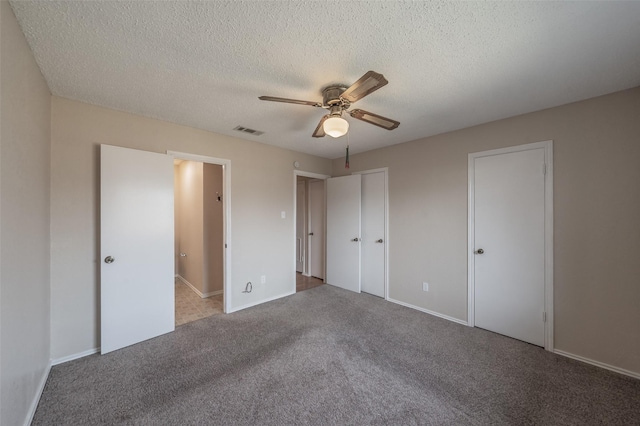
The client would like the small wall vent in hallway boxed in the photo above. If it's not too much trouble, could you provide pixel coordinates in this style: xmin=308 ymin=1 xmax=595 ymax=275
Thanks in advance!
xmin=233 ymin=126 xmax=264 ymax=136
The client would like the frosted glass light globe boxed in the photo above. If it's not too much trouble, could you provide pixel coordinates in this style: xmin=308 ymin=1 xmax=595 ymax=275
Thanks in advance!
xmin=323 ymin=116 xmax=349 ymax=138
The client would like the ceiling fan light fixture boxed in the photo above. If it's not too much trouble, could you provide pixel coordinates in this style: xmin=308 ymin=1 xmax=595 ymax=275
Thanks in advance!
xmin=323 ymin=116 xmax=349 ymax=138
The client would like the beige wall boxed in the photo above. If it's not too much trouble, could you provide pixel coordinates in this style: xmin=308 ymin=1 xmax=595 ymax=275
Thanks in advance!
xmin=0 ymin=1 xmax=52 ymax=424
xmin=50 ymin=96 xmax=332 ymax=359
xmin=176 ymin=160 xmax=205 ymax=291
xmin=203 ymin=163 xmax=224 ymax=294
xmin=333 ymin=87 xmax=640 ymax=375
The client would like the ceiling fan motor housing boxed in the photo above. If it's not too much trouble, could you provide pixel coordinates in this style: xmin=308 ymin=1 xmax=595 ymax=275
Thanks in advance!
xmin=322 ymin=86 xmax=349 ymax=108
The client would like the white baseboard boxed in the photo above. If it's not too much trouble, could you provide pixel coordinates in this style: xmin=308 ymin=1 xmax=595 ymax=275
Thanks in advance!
xmin=387 ymin=297 xmax=468 ymax=326
xmin=177 ymin=275 xmax=223 ymax=299
xmin=554 ymin=349 xmax=640 ymax=379
xmin=51 ymin=347 xmax=100 ymax=366
xmin=386 ymin=297 xmax=638 ymax=379
xmin=24 ymin=360 xmax=51 ymax=426
xmin=228 ymin=290 xmax=296 ymax=313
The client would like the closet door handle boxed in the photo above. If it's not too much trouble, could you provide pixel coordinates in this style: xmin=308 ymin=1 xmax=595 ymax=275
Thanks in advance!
xmin=376 ymin=239 xmax=384 ymax=243
xmin=351 ymin=237 xmax=361 ymax=242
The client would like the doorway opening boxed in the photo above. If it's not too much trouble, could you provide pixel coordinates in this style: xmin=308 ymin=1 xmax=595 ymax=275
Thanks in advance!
xmin=294 ymin=170 xmax=329 ymax=293
xmin=173 ymin=159 xmax=224 ymax=325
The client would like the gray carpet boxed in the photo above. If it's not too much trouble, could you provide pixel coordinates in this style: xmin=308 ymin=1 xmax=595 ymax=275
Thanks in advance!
xmin=34 ymin=285 xmax=640 ymax=425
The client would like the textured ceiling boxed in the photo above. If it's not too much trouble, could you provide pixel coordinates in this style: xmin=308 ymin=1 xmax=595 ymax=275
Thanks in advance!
xmin=9 ymin=1 xmax=640 ymax=159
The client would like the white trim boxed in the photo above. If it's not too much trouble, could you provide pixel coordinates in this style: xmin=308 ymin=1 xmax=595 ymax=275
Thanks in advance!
xmin=467 ymin=154 xmax=475 ymax=328
xmin=176 ymin=275 xmax=223 ymax=298
xmin=227 ymin=290 xmax=296 ymax=313
xmin=544 ymin=143 xmax=554 ymax=351
xmin=352 ymin=167 xmax=389 ymax=176
xmin=388 ymin=298 xmax=468 ymax=326
xmin=23 ymin=361 xmax=52 ymax=426
xmin=293 ymin=170 xmax=330 ymax=292
xmin=353 ymin=168 xmax=389 ymax=300
xmin=51 ymin=347 xmax=100 ymax=366
xmin=467 ymin=141 xmax=554 ymax=351
xmin=294 ymin=170 xmax=331 ymax=180
xmin=554 ymin=349 xmax=640 ymax=380
xmin=167 ymin=151 xmax=232 ymax=314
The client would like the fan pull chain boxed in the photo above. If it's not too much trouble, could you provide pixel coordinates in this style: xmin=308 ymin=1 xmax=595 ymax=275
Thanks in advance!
xmin=345 ymin=132 xmax=350 ymax=169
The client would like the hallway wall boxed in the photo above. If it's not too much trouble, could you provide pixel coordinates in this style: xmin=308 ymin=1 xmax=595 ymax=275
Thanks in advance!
xmin=203 ymin=163 xmax=224 ymax=294
xmin=174 ymin=161 xmax=223 ymax=296
xmin=175 ymin=160 xmax=205 ymax=292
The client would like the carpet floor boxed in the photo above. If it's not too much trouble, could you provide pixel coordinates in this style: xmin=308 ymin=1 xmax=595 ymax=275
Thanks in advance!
xmin=34 ymin=285 xmax=640 ymax=425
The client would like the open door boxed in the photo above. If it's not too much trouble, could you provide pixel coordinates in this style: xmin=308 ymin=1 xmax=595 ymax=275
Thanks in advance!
xmin=101 ymin=145 xmax=175 ymax=354
xmin=326 ymin=175 xmax=361 ymax=293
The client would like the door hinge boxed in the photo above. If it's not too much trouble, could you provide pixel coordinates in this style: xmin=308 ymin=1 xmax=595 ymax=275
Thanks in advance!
xmin=543 ymin=312 xmax=547 ymax=322
xmin=542 ymin=163 xmax=547 ymax=175
xmin=225 ymin=244 xmax=227 ymax=248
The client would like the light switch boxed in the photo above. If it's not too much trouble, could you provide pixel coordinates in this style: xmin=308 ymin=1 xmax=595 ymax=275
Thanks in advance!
xmin=281 ymin=211 xmax=286 ymax=219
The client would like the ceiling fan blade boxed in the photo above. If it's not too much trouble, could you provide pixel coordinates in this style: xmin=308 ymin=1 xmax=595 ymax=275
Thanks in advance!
xmin=340 ymin=71 xmax=389 ymax=103
xmin=348 ymin=109 xmax=400 ymax=130
xmin=258 ymin=96 xmax=322 ymax=107
xmin=312 ymin=115 xmax=328 ymax=138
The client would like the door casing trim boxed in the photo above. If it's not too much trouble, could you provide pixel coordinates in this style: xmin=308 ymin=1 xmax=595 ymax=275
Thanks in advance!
xmin=467 ymin=141 xmax=554 ymax=351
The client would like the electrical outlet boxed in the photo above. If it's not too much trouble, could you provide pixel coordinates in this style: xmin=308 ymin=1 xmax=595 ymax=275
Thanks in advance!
xmin=261 ymin=275 xmax=266 ymax=284
xmin=422 ymin=282 xmax=429 ymax=292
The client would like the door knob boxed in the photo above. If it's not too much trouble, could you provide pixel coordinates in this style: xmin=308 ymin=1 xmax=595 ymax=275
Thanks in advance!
xmin=376 ymin=239 xmax=384 ymax=243
xmin=474 ymin=248 xmax=484 ymax=255
xmin=308 ymin=232 xmax=314 ymax=236
xmin=104 ymin=256 xmax=115 ymax=264
xmin=351 ymin=237 xmax=361 ymax=242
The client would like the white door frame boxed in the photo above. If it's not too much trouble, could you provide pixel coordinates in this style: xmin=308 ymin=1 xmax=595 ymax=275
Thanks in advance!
xmin=293 ymin=170 xmax=330 ymax=289
xmin=295 ymin=180 xmax=306 ymax=274
xmin=467 ymin=140 xmax=554 ymax=351
xmin=352 ymin=168 xmax=389 ymax=300
xmin=168 ymin=151 xmax=232 ymax=314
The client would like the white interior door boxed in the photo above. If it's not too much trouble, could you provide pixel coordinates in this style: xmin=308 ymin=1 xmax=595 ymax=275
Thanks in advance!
xmin=361 ymin=171 xmax=385 ymax=298
xmin=473 ymin=148 xmax=545 ymax=347
xmin=326 ymin=175 xmax=361 ymax=293
xmin=296 ymin=180 xmax=306 ymax=273
xmin=101 ymin=144 xmax=175 ymax=354
xmin=309 ymin=179 xmax=325 ymax=279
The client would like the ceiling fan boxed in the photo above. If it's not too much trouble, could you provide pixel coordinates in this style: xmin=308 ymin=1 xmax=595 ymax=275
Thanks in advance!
xmin=259 ymin=71 xmax=400 ymax=138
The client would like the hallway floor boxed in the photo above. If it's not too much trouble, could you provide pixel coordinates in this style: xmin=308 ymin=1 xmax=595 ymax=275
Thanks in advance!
xmin=175 ymin=278 xmax=223 ymax=326
xmin=296 ymin=272 xmax=324 ymax=292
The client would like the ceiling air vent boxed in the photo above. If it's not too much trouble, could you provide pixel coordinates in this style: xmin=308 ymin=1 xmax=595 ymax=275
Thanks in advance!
xmin=233 ymin=126 xmax=264 ymax=136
